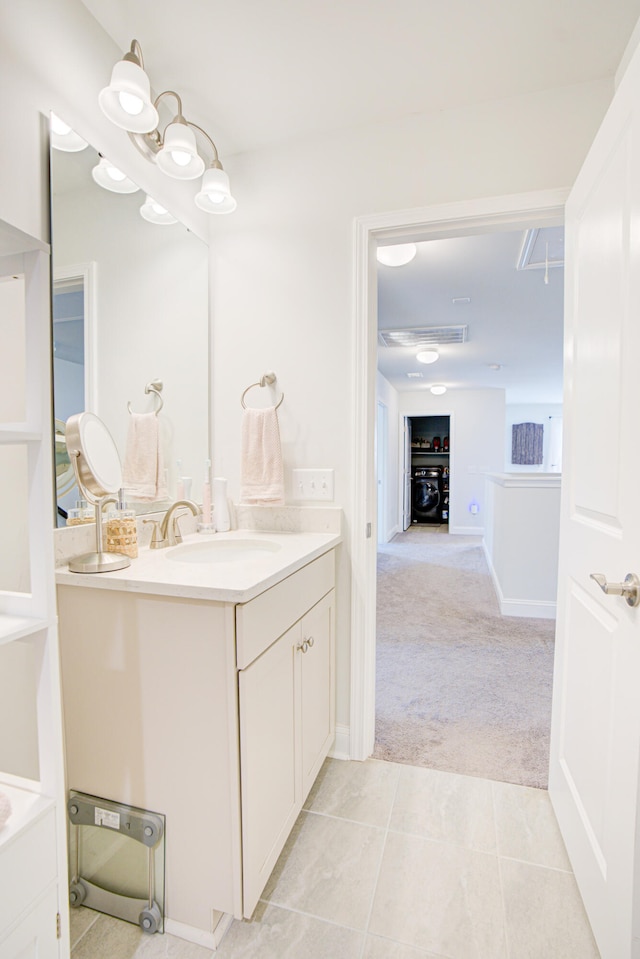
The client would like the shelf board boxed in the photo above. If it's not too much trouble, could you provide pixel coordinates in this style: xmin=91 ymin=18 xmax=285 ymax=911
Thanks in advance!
xmin=0 ymin=615 xmax=51 ymax=647
xmin=411 ymin=450 xmax=450 ymax=455
xmin=0 ymin=426 xmax=42 ymax=444
xmin=0 ymin=779 xmax=55 ymax=855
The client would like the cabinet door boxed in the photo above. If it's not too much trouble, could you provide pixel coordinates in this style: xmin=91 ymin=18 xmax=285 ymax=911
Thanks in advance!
xmin=239 ymin=624 xmax=299 ymax=918
xmin=0 ymin=885 xmax=59 ymax=959
xmin=299 ymin=590 xmax=335 ymax=802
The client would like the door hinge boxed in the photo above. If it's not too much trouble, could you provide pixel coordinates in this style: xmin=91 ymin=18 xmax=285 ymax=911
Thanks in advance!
xmin=56 ymin=912 xmax=62 ymax=939
xmin=366 ymin=522 xmax=372 ymax=538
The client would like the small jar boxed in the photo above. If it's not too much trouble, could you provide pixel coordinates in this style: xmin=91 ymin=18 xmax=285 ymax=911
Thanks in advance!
xmin=106 ymin=490 xmax=138 ymax=558
xmin=67 ymin=499 xmax=94 ymax=526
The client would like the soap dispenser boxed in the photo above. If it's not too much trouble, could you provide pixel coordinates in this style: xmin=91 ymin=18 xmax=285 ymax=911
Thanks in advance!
xmin=67 ymin=498 xmax=94 ymax=526
xmin=213 ymin=477 xmax=231 ymax=532
xmin=106 ymin=489 xmax=138 ymax=558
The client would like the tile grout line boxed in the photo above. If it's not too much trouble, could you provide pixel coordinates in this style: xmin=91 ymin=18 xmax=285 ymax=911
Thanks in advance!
xmin=356 ymin=766 xmax=404 ymax=959
xmin=491 ymin=780 xmax=513 ymax=959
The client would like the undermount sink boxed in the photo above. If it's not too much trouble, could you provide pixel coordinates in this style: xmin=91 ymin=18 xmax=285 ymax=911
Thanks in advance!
xmin=166 ymin=539 xmax=282 ymax=564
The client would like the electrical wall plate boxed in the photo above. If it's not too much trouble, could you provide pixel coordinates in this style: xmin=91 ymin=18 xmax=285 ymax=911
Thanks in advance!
xmin=292 ymin=468 xmax=335 ymax=501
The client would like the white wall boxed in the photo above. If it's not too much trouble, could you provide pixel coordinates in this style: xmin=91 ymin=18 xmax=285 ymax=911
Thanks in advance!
xmin=506 ymin=403 xmax=563 ymax=472
xmin=0 ymin=0 xmax=617 ymax=739
xmin=376 ymin=373 xmax=400 ymax=541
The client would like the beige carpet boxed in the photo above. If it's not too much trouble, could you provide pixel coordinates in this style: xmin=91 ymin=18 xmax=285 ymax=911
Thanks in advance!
xmin=373 ymin=527 xmax=555 ymax=788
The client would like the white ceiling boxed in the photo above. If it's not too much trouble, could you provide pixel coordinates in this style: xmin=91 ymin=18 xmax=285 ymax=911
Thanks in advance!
xmin=81 ymin=1 xmax=640 ymax=159
xmin=79 ymin=1 xmax=639 ymax=406
xmin=376 ymin=228 xmax=564 ymax=404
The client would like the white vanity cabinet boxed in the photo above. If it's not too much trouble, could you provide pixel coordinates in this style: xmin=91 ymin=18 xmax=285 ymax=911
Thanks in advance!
xmin=56 ymin=543 xmax=337 ymax=941
xmin=237 ymin=551 xmax=335 ymax=917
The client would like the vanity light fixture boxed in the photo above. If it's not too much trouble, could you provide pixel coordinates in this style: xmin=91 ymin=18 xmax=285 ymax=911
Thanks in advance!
xmin=98 ymin=40 xmax=159 ymax=133
xmin=430 ymin=385 xmax=447 ymax=395
xmin=91 ymin=155 xmax=140 ymax=194
xmin=376 ymin=243 xmax=417 ymax=267
xmin=416 ymin=349 xmax=439 ymax=364
xmin=140 ymin=195 xmax=178 ymax=225
xmin=50 ymin=113 xmax=88 ymax=152
xmin=99 ymin=40 xmax=237 ymax=214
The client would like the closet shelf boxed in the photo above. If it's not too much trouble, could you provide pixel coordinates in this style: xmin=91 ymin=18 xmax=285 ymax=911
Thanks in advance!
xmin=0 ymin=427 xmax=42 ymax=443
xmin=0 ymin=780 xmax=55 ymax=854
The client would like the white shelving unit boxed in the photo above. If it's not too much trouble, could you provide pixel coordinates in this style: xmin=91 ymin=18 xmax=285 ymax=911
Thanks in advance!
xmin=0 ymin=218 xmax=70 ymax=957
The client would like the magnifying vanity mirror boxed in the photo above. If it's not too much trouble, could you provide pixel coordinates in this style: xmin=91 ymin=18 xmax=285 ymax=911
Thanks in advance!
xmin=50 ymin=116 xmax=209 ymax=527
xmin=65 ymin=412 xmax=130 ymax=573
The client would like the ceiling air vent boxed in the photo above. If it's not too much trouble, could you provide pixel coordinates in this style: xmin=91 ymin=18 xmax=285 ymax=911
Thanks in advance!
xmin=378 ymin=325 xmax=468 ymax=348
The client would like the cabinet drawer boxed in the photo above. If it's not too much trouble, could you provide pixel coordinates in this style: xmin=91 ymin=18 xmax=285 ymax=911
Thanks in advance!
xmin=236 ymin=551 xmax=335 ymax=669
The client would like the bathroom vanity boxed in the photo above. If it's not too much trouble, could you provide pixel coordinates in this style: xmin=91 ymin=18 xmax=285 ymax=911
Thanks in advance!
xmin=55 ymin=528 xmax=340 ymax=942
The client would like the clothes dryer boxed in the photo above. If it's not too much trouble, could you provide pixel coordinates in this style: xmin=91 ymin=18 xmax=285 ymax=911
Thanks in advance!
xmin=412 ymin=466 xmax=442 ymax=524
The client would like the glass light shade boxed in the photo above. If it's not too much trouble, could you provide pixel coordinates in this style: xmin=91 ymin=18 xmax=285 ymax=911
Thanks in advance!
xmin=91 ymin=157 xmax=140 ymax=194
xmin=156 ymin=122 xmax=205 ymax=180
xmin=50 ymin=113 xmax=88 ymax=152
xmin=416 ymin=349 xmax=439 ymax=364
xmin=98 ymin=58 xmax=159 ymax=133
xmin=430 ymin=385 xmax=447 ymax=395
xmin=195 ymin=167 xmax=237 ymax=214
xmin=140 ymin=196 xmax=178 ymax=225
xmin=376 ymin=243 xmax=417 ymax=267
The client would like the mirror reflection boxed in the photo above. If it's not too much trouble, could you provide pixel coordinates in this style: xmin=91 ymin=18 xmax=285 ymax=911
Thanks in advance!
xmin=50 ymin=123 xmax=209 ymax=525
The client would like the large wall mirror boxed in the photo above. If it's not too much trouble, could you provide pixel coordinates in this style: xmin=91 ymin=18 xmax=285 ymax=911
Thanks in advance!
xmin=50 ymin=119 xmax=209 ymax=524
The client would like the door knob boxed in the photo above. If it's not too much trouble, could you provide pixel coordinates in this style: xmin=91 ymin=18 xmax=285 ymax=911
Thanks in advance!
xmin=590 ymin=572 xmax=640 ymax=607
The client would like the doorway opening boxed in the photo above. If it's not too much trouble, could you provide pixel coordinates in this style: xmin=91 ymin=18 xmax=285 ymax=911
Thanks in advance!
xmin=349 ymin=189 xmax=567 ymax=764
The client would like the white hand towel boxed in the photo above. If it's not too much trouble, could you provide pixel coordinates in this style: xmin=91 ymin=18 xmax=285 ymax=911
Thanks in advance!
xmin=122 ymin=412 xmax=168 ymax=501
xmin=240 ymin=406 xmax=285 ymax=505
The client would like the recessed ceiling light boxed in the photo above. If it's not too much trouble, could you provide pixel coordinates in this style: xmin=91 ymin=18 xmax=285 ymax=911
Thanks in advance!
xmin=488 ymin=364 xmax=502 ymax=370
xmin=452 ymin=297 xmax=471 ymax=304
xmin=430 ymin=385 xmax=447 ymax=395
xmin=376 ymin=243 xmax=417 ymax=267
xmin=416 ymin=349 xmax=439 ymax=364
xmin=406 ymin=371 xmax=423 ymax=378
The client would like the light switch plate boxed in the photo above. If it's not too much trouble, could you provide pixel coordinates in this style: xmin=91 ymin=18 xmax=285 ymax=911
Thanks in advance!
xmin=292 ymin=468 xmax=335 ymax=501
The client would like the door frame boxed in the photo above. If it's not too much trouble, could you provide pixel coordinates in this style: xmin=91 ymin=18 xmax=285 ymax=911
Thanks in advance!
xmin=349 ymin=188 xmax=568 ymax=760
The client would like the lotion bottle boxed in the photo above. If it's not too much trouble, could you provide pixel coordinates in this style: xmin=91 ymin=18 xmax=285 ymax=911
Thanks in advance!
xmin=199 ymin=459 xmax=215 ymax=531
xmin=213 ymin=477 xmax=231 ymax=532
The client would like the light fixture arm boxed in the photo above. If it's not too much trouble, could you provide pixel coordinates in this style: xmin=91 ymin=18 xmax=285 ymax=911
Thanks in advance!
xmin=153 ymin=89 xmax=185 ymax=123
xmin=187 ymin=121 xmax=222 ymax=168
xmin=123 ymin=39 xmax=146 ymax=69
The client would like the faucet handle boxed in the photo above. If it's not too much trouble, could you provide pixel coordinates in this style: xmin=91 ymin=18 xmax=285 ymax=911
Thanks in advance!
xmin=143 ymin=519 xmax=167 ymax=550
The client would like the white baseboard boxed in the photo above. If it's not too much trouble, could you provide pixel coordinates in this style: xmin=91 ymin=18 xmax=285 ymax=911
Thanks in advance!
xmin=164 ymin=912 xmax=234 ymax=951
xmin=328 ymin=724 xmax=350 ymax=760
xmin=482 ymin=540 xmax=556 ymax=620
xmin=499 ymin=597 xmax=556 ymax=619
xmin=450 ymin=525 xmax=484 ymax=536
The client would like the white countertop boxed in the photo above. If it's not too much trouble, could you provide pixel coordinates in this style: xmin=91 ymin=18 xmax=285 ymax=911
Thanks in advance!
xmin=55 ymin=529 xmax=342 ymax=604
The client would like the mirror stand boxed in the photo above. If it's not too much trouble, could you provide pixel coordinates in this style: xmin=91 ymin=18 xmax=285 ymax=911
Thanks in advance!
xmin=68 ymin=452 xmax=131 ymax=574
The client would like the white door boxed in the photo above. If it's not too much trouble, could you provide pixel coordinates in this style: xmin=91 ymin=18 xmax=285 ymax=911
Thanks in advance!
xmin=549 ymin=42 xmax=640 ymax=959
xmin=402 ymin=416 xmax=412 ymax=530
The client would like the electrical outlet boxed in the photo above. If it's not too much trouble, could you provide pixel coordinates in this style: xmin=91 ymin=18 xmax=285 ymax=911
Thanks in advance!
xmin=292 ymin=468 xmax=335 ymax=501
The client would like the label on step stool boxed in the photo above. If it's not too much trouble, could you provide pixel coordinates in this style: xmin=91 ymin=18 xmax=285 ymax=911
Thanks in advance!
xmin=95 ymin=806 xmax=121 ymax=830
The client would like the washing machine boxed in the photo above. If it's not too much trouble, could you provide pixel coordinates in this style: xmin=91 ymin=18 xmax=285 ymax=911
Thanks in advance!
xmin=412 ymin=466 xmax=443 ymax=524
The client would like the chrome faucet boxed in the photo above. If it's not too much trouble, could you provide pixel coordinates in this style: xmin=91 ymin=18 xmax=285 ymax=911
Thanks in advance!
xmin=159 ymin=499 xmax=201 ymax=547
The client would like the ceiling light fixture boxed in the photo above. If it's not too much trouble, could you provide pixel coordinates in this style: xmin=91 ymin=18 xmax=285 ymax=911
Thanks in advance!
xmin=376 ymin=243 xmax=417 ymax=267
xmin=50 ymin=113 xmax=88 ymax=152
xmin=430 ymin=385 xmax=447 ymax=395
xmin=91 ymin=155 xmax=139 ymax=194
xmin=416 ymin=349 xmax=439 ymax=364
xmin=140 ymin=195 xmax=178 ymax=225
xmin=99 ymin=40 xmax=236 ymax=214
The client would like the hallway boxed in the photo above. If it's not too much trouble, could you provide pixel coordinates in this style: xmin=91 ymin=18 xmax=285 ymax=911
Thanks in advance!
xmin=374 ymin=527 xmax=555 ymax=788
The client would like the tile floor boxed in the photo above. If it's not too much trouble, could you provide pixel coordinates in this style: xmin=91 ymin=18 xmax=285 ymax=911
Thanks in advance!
xmin=69 ymin=758 xmax=601 ymax=959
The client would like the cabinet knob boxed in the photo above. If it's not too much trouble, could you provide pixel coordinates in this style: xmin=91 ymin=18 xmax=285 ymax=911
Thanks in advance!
xmin=297 ymin=641 xmax=309 ymax=654
xmin=307 ymin=636 xmax=315 ymax=648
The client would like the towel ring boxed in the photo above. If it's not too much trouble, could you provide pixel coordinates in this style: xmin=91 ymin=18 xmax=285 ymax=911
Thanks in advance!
xmin=241 ymin=371 xmax=284 ymax=410
xmin=127 ymin=379 xmax=164 ymax=415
